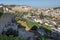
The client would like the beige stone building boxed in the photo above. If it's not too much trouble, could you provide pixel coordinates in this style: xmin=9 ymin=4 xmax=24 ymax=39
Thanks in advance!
xmin=12 ymin=6 xmax=32 ymax=12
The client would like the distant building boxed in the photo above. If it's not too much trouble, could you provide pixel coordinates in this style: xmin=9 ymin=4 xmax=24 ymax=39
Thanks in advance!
xmin=12 ymin=6 xmax=32 ymax=12
xmin=0 ymin=5 xmax=4 ymax=12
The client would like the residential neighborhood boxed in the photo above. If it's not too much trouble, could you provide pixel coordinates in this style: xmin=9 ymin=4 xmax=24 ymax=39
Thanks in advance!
xmin=0 ymin=0 xmax=60 ymax=40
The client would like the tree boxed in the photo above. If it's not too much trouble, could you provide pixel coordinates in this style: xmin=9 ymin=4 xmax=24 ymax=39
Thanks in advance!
xmin=0 ymin=12 xmax=3 ymax=17
xmin=18 ymin=24 xmax=25 ymax=28
xmin=0 ymin=35 xmax=3 ymax=40
xmin=39 ymin=12 xmax=44 ymax=19
xmin=8 ymin=35 xmax=14 ymax=40
xmin=15 ymin=11 xmax=20 ymax=17
xmin=23 ymin=12 xmax=28 ymax=15
xmin=31 ymin=25 xmax=38 ymax=31
xmin=0 ymin=34 xmax=25 ymax=40
xmin=37 ymin=36 xmax=45 ymax=40
xmin=6 ymin=28 xmax=18 ymax=37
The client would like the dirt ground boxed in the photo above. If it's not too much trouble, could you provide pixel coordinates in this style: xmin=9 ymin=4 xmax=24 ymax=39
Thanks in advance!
xmin=17 ymin=20 xmax=30 ymax=31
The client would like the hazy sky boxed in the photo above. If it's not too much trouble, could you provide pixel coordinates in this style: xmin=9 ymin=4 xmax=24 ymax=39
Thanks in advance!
xmin=0 ymin=0 xmax=60 ymax=8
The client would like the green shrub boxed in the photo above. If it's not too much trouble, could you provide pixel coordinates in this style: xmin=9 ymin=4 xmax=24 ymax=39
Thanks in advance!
xmin=18 ymin=24 xmax=25 ymax=28
xmin=37 ymin=36 xmax=52 ymax=40
xmin=6 ymin=28 xmax=18 ymax=37
xmin=42 ymin=25 xmax=51 ymax=31
xmin=39 ymin=12 xmax=44 ymax=19
xmin=44 ymin=15 xmax=54 ymax=19
xmin=0 ymin=12 xmax=3 ymax=17
xmin=26 ymin=20 xmax=38 ymax=28
xmin=31 ymin=25 xmax=38 ymax=31
xmin=0 ymin=34 xmax=25 ymax=40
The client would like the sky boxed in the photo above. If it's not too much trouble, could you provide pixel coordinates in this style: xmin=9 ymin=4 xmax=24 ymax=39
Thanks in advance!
xmin=0 ymin=0 xmax=60 ymax=8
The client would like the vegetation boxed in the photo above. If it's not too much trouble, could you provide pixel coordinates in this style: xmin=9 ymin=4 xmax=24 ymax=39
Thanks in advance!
xmin=23 ymin=12 xmax=28 ymax=15
xmin=39 ymin=12 xmax=54 ymax=19
xmin=0 ymin=12 xmax=3 ymax=17
xmin=37 ymin=26 xmax=52 ymax=40
xmin=42 ymin=24 xmax=51 ymax=31
xmin=2 ymin=28 xmax=18 ymax=37
xmin=15 ymin=17 xmax=20 ymax=21
xmin=15 ymin=11 xmax=21 ymax=21
xmin=31 ymin=25 xmax=38 ymax=31
xmin=0 ymin=34 xmax=25 ymax=40
xmin=26 ymin=20 xmax=38 ymax=28
xmin=58 ymin=22 xmax=60 ymax=24
xmin=39 ymin=12 xmax=44 ymax=19
xmin=15 ymin=11 xmax=29 ymax=21
xmin=37 ymin=36 xmax=52 ymax=40
xmin=44 ymin=15 xmax=54 ymax=19
xmin=18 ymin=24 xmax=25 ymax=28
xmin=31 ymin=13 xmax=38 ymax=16
xmin=37 ymin=26 xmax=57 ymax=40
